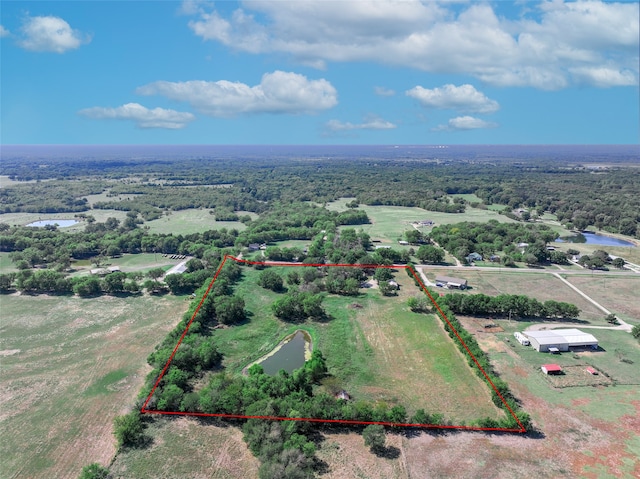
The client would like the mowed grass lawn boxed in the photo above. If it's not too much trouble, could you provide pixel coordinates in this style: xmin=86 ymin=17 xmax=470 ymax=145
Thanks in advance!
xmin=212 ymin=264 xmax=503 ymax=423
xmin=0 ymin=293 xmax=189 ymax=479
xmin=324 ymin=198 xmax=517 ymax=243
xmin=144 ymin=209 xmax=256 ymax=235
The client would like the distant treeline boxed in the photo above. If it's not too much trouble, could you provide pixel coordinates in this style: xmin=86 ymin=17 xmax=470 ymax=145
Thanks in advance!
xmin=2 ymin=155 xmax=638 ymax=238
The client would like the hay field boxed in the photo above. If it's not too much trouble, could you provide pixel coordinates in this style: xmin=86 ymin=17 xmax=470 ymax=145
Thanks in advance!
xmin=0 ymin=293 xmax=188 ymax=479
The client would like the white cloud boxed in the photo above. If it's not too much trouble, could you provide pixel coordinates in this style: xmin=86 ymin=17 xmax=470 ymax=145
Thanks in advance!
xmin=0 ymin=25 xmax=10 ymax=38
xmin=406 ymin=84 xmax=499 ymax=113
xmin=78 ymin=103 xmax=195 ymax=129
xmin=374 ymin=86 xmax=396 ymax=97
xmin=184 ymin=0 xmax=639 ymax=89
xmin=325 ymin=116 xmax=396 ymax=132
xmin=19 ymin=15 xmax=90 ymax=53
xmin=136 ymin=71 xmax=338 ymax=117
xmin=433 ymin=115 xmax=498 ymax=131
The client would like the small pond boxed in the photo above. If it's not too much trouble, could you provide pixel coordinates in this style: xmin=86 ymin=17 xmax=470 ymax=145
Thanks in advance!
xmin=26 ymin=219 xmax=79 ymax=228
xmin=255 ymin=330 xmax=312 ymax=376
xmin=556 ymin=232 xmax=636 ymax=247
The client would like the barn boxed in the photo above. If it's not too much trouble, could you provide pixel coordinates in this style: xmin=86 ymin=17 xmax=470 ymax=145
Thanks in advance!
xmin=525 ymin=329 xmax=598 ymax=353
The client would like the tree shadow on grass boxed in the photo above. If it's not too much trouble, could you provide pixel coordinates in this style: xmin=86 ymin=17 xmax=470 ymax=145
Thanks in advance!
xmin=372 ymin=445 xmax=400 ymax=459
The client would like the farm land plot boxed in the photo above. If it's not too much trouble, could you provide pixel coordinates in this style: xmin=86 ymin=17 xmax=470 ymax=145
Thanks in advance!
xmin=565 ymin=275 xmax=640 ymax=324
xmin=0 ymin=293 xmax=189 ymax=479
xmin=423 ymin=269 xmax=604 ymax=321
xmin=201 ymin=263 xmax=504 ymax=423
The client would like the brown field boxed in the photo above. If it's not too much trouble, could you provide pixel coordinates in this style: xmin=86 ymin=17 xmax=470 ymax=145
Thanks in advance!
xmin=0 ymin=293 xmax=189 ymax=479
xmin=109 ymin=417 xmax=259 ymax=479
xmin=565 ymin=275 xmax=640 ymax=324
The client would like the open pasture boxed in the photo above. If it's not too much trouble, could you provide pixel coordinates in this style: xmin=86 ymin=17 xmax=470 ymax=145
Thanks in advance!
xmin=565 ymin=275 xmax=640 ymax=324
xmin=324 ymin=199 xmax=516 ymax=243
xmin=0 ymin=293 xmax=188 ymax=479
xmin=143 ymin=209 xmax=254 ymax=235
xmin=423 ymin=268 xmax=605 ymax=321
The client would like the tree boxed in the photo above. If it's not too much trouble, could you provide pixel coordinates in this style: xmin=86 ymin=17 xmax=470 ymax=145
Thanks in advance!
xmin=604 ymin=313 xmax=619 ymax=325
xmin=258 ymin=269 xmax=284 ymax=292
xmin=632 ymin=324 xmax=640 ymax=341
xmin=404 ymin=229 xmax=423 ymax=244
xmin=362 ymin=424 xmax=386 ymax=452
xmin=416 ymin=245 xmax=444 ymax=264
xmin=214 ymin=295 xmax=246 ymax=324
xmin=113 ymin=411 xmax=145 ymax=449
xmin=373 ymin=268 xmax=393 ymax=282
xmin=78 ymin=463 xmax=110 ymax=479
xmin=612 ymin=257 xmax=625 ymax=269
xmin=379 ymin=281 xmax=396 ymax=296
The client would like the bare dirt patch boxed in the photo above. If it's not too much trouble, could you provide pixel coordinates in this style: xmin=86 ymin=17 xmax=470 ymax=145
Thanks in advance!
xmin=0 ymin=349 xmax=20 ymax=356
xmin=542 ymin=365 xmax=613 ymax=388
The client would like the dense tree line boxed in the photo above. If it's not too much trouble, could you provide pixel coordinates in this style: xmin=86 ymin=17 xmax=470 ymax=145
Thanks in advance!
xmin=440 ymin=293 xmax=580 ymax=319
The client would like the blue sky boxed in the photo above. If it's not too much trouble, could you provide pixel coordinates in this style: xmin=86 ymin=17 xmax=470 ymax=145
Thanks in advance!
xmin=1 ymin=0 xmax=638 ymax=145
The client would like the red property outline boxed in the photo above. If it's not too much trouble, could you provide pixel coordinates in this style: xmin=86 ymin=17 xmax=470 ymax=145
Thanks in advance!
xmin=141 ymin=255 xmax=526 ymax=433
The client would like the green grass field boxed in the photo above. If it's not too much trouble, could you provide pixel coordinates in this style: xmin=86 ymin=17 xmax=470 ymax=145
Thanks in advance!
xmin=143 ymin=209 xmax=255 ymax=235
xmin=0 ymin=293 xmax=189 ymax=479
xmin=210 ymin=264 xmax=503 ymax=422
xmin=565 ymin=275 xmax=640 ymax=325
xmin=325 ymin=198 xmax=517 ymax=243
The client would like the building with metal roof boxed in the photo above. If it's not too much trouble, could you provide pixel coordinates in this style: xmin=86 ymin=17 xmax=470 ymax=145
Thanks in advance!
xmin=541 ymin=364 xmax=563 ymax=375
xmin=435 ymin=276 xmax=468 ymax=290
xmin=525 ymin=329 xmax=598 ymax=352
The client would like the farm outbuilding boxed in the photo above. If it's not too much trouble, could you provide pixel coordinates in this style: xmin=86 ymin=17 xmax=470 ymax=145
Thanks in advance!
xmin=525 ymin=329 xmax=598 ymax=353
xmin=435 ymin=276 xmax=468 ymax=290
xmin=541 ymin=364 xmax=563 ymax=375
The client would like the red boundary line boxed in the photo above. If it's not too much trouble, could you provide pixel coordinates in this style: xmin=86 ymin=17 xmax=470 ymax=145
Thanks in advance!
xmin=141 ymin=255 xmax=526 ymax=434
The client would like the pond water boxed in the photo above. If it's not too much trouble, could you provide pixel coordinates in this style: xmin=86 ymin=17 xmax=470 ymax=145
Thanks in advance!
xmin=26 ymin=219 xmax=79 ymax=228
xmin=556 ymin=232 xmax=636 ymax=247
xmin=257 ymin=330 xmax=311 ymax=376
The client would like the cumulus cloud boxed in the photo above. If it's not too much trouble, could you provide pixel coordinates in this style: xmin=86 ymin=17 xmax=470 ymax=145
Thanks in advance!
xmin=78 ymin=103 xmax=195 ymax=129
xmin=374 ymin=86 xmax=396 ymax=97
xmin=136 ymin=71 xmax=337 ymax=117
xmin=433 ymin=115 xmax=498 ymax=131
xmin=406 ymin=84 xmax=499 ymax=113
xmin=183 ymin=0 xmax=639 ymax=89
xmin=0 ymin=25 xmax=10 ymax=38
xmin=19 ymin=15 xmax=90 ymax=53
xmin=325 ymin=116 xmax=396 ymax=132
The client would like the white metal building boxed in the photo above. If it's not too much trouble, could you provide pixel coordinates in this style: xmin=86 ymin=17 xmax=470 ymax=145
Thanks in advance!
xmin=525 ymin=329 xmax=598 ymax=352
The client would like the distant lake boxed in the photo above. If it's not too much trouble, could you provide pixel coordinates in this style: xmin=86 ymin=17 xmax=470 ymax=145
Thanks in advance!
xmin=26 ymin=219 xmax=79 ymax=228
xmin=556 ymin=232 xmax=636 ymax=247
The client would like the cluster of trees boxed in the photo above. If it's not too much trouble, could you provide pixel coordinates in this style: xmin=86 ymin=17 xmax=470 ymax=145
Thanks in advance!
xmin=0 ymin=220 xmax=238 ymax=268
xmin=440 ymin=293 xmax=581 ymax=319
xmin=577 ymin=249 xmax=623 ymax=270
xmin=272 ymin=291 xmax=325 ymax=321
xmin=429 ymin=220 xmax=562 ymax=264
xmin=140 ymin=261 xmax=243 ymax=413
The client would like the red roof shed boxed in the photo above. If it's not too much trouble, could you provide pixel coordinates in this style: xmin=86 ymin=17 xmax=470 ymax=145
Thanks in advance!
xmin=541 ymin=364 xmax=563 ymax=375
xmin=586 ymin=366 xmax=598 ymax=375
